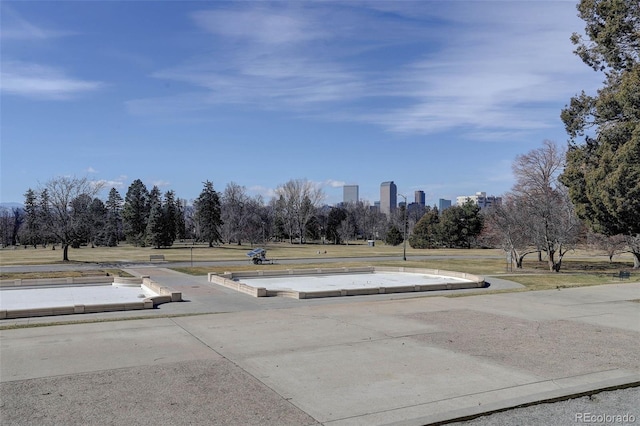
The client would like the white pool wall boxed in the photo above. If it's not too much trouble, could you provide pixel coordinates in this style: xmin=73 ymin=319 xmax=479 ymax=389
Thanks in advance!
xmin=0 ymin=276 xmax=182 ymax=319
xmin=208 ymin=266 xmax=485 ymax=299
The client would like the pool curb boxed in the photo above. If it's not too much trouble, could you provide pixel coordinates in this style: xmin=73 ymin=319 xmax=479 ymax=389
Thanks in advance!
xmin=0 ymin=276 xmax=182 ymax=320
xmin=208 ymin=266 xmax=485 ymax=299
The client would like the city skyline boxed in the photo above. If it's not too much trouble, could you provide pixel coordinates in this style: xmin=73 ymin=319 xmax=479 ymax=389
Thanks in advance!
xmin=341 ymin=183 xmax=498 ymax=211
xmin=1 ymin=2 xmax=602 ymax=206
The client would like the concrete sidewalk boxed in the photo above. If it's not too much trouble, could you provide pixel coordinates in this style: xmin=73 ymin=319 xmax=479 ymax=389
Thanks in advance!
xmin=1 ymin=275 xmax=638 ymax=425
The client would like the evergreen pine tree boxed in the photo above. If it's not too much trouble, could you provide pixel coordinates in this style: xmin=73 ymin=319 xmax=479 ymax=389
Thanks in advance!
xmin=194 ymin=181 xmax=223 ymax=247
xmin=145 ymin=199 xmax=165 ymax=249
xmin=409 ymin=209 xmax=440 ymax=249
xmin=21 ymin=188 xmax=40 ymax=248
xmin=38 ymin=189 xmax=53 ymax=248
xmin=123 ymin=180 xmax=149 ymax=246
xmin=162 ymin=190 xmax=178 ymax=247
xmin=560 ymin=0 xmax=640 ymax=267
xmin=89 ymin=198 xmax=108 ymax=247
xmin=105 ymin=188 xmax=123 ymax=246
xmin=386 ymin=225 xmax=404 ymax=246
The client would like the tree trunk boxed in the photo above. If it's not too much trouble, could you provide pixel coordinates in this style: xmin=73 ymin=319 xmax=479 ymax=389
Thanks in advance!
xmin=547 ymin=249 xmax=556 ymax=272
xmin=553 ymin=259 xmax=562 ymax=272
xmin=63 ymin=244 xmax=69 ymax=261
xmin=633 ymin=252 xmax=640 ymax=269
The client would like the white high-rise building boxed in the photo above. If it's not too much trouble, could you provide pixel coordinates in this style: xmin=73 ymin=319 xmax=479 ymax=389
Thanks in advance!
xmin=456 ymin=192 xmax=502 ymax=210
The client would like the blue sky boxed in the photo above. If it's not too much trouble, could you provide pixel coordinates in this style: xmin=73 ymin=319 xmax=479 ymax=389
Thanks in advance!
xmin=1 ymin=1 xmax=602 ymax=206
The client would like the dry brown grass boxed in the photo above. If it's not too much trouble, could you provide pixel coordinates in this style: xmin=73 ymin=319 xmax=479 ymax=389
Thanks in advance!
xmin=499 ymin=272 xmax=631 ymax=291
xmin=0 ymin=269 xmax=131 ymax=280
xmin=2 ymin=242 xmax=636 ymax=290
xmin=0 ymin=241 xmax=502 ymax=265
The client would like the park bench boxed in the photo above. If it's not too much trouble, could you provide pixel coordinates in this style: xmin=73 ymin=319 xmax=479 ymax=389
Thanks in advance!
xmin=613 ymin=270 xmax=630 ymax=280
xmin=150 ymin=254 xmax=165 ymax=262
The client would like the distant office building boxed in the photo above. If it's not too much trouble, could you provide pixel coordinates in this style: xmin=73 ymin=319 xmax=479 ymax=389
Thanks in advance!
xmin=380 ymin=181 xmax=397 ymax=217
xmin=343 ymin=185 xmax=359 ymax=204
xmin=407 ymin=202 xmax=425 ymax=219
xmin=456 ymin=192 xmax=502 ymax=210
xmin=438 ymin=198 xmax=452 ymax=212
xmin=415 ymin=190 xmax=425 ymax=207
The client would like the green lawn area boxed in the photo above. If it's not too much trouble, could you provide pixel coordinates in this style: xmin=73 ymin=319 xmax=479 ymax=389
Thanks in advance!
xmin=0 ymin=269 xmax=130 ymax=281
xmin=499 ymin=272 xmax=632 ymax=291
xmin=1 ymin=242 xmax=636 ymax=293
xmin=0 ymin=241 xmax=502 ymax=265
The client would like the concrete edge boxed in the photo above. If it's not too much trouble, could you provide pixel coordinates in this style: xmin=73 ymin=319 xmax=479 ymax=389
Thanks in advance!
xmin=0 ymin=276 xmax=114 ymax=288
xmin=207 ymin=266 xmax=484 ymax=299
xmin=385 ymin=373 xmax=640 ymax=426
xmin=0 ymin=276 xmax=182 ymax=320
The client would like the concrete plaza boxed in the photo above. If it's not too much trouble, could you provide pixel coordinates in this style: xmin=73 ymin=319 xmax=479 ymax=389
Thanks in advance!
xmin=1 ymin=268 xmax=638 ymax=425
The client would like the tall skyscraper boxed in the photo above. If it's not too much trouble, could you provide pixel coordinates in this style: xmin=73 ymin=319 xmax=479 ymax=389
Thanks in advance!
xmin=343 ymin=185 xmax=359 ymax=204
xmin=415 ymin=190 xmax=425 ymax=207
xmin=380 ymin=181 xmax=397 ymax=217
xmin=438 ymin=198 xmax=452 ymax=212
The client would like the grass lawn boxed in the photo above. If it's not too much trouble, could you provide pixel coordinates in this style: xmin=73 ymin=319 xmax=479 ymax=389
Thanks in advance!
xmin=1 ymin=242 xmax=636 ymax=292
xmin=172 ymin=255 xmax=519 ymax=276
xmin=0 ymin=241 xmax=502 ymax=265
xmin=499 ymin=272 xmax=633 ymax=291
xmin=0 ymin=269 xmax=131 ymax=280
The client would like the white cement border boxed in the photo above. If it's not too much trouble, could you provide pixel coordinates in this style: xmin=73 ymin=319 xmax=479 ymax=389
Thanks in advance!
xmin=0 ymin=276 xmax=182 ymax=319
xmin=208 ymin=266 xmax=485 ymax=299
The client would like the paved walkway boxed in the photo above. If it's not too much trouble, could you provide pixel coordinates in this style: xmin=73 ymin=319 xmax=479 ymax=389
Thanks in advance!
xmin=1 ymin=268 xmax=638 ymax=425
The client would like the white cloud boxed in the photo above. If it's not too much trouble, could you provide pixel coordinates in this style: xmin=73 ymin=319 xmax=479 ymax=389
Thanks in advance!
xmin=86 ymin=167 xmax=98 ymax=174
xmin=150 ymin=51 xmax=363 ymax=110
xmin=126 ymin=4 xmax=367 ymax=116
xmin=127 ymin=1 xmax=601 ymax=139
xmin=324 ymin=179 xmax=346 ymax=188
xmin=191 ymin=8 xmax=329 ymax=46
xmin=151 ymin=180 xmax=171 ymax=189
xmin=0 ymin=5 xmax=76 ymax=41
xmin=91 ymin=176 xmax=128 ymax=192
xmin=248 ymin=185 xmax=276 ymax=199
xmin=1 ymin=61 xmax=103 ymax=100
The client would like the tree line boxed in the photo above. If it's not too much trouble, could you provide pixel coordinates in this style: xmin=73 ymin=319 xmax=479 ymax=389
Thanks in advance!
xmin=0 ymin=137 xmax=637 ymax=270
xmin=0 ymin=177 xmax=403 ymax=259
xmin=0 ymin=173 xmax=486 ymax=259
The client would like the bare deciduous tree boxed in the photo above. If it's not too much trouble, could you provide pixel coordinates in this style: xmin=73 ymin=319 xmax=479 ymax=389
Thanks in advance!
xmin=485 ymin=195 xmax=539 ymax=268
xmin=40 ymin=176 xmax=103 ymax=261
xmin=221 ymin=182 xmax=250 ymax=245
xmin=512 ymin=140 xmax=582 ymax=272
xmin=587 ymin=232 xmax=627 ymax=262
xmin=0 ymin=207 xmax=20 ymax=247
xmin=338 ymin=218 xmax=355 ymax=245
xmin=274 ymin=179 xmax=324 ymax=244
